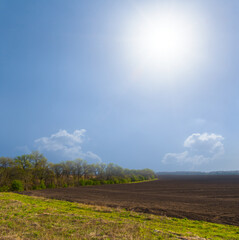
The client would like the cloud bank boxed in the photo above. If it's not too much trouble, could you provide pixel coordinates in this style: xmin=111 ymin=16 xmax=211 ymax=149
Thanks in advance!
xmin=162 ymin=133 xmax=224 ymax=165
xmin=35 ymin=129 xmax=101 ymax=162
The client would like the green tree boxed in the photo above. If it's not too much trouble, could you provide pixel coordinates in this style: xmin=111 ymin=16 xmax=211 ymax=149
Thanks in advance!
xmin=14 ymin=155 xmax=32 ymax=170
xmin=0 ymin=157 xmax=13 ymax=186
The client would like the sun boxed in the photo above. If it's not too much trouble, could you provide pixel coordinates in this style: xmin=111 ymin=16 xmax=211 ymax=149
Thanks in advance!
xmin=123 ymin=5 xmax=206 ymax=80
xmin=136 ymin=13 xmax=193 ymax=66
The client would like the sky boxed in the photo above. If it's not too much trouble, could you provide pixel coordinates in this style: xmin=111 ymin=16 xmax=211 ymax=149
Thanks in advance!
xmin=0 ymin=0 xmax=239 ymax=171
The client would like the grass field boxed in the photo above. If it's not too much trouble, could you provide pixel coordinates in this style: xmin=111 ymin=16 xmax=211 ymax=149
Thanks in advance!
xmin=0 ymin=193 xmax=238 ymax=240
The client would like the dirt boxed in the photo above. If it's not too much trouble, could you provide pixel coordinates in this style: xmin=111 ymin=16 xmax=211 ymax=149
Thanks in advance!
xmin=21 ymin=175 xmax=239 ymax=226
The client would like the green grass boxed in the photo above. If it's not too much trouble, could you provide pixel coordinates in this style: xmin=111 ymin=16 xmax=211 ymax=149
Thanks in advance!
xmin=0 ymin=193 xmax=238 ymax=239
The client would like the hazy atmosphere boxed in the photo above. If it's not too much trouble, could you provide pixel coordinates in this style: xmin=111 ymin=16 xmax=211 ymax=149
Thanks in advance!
xmin=1 ymin=0 xmax=239 ymax=171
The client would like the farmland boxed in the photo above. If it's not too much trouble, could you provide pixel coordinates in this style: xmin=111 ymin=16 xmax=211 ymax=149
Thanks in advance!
xmin=22 ymin=175 xmax=239 ymax=226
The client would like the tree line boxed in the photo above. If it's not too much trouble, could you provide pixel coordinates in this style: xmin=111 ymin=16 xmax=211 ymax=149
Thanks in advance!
xmin=0 ymin=151 xmax=156 ymax=191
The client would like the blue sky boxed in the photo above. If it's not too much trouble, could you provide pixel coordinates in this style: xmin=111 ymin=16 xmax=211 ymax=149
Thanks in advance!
xmin=0 ymin=0 xmax=239 ymax=171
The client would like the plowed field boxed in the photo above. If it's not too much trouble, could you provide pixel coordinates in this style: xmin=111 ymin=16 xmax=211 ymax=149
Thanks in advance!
xmin=22 ymin=175 xmax=239 ymax=226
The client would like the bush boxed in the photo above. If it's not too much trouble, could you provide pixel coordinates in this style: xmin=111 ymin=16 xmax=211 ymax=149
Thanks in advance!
xmin=0 ymin=185 xmax=9 ymax=192
xmin=79 ymin=179 xmax=85 ymax=186
xmin=40 ymin=180 xmax=46 ymax=189
xmin=119 ymin=178 xmax=129 ymax=184
xmin=47 ymin=183 xmax=56 ymax=189
xmin=113 ymin=179 xmax=119 ymax=184
xmin=100 ymin=180 xmax=107 ymax=185
xmin=86 ymin=180 xmax=94 ymax=186
xmin=92 ymin=180 xmax=101 ymax=185
xmin=107 ymin=180 xmax=114 ymax=184
xmin=11 ymin=180 xmax=24 ymax=191
xmin=131 ymin=175 xmax=137 ymax=182
xmin=138 ymin=175 xmax=145 ymax=181
xmin=32 ymin=180 xmax=47 ymax=190
xmin=86 ymin=181 xmax=90 ymax=185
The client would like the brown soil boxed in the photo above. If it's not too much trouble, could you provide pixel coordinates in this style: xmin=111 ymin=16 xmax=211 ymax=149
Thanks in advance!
xmin=22 ymin=175 xmax=239 ymax=226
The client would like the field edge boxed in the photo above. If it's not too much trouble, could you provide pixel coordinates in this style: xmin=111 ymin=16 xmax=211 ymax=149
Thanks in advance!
xmin=0 ymin=192 xmax=239 ymax=239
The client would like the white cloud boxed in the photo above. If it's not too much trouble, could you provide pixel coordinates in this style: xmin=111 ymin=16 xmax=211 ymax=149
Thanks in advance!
xmin=35 ymin=129 xmax=101 ymax=161
xmin=162 ymin=132 xmax=224 ymax=165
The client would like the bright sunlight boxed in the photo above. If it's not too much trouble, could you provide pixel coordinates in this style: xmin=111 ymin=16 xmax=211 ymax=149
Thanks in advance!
xmin=124 ymin=4 xmax=208 ymax=80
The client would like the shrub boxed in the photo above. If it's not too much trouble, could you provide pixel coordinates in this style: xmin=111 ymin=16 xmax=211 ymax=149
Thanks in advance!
xmin=11 ymin=180 xmax=24 ymax=191
xmin=138 ymin=175 xmax=145 ymax=181
xmin=0 ymin=185 xmax=9 ymax=192
xmin=119 ymin=178 xmax=129 ymax=184
xmin=92 ymin=180 xmax=101 ymax=185
xmin=85 ymin=180 xmax=94 ymax=186
xmin=47 ymin=183 xmax=56 ymax=189
xmin=108 ymin=180 xmax=114 ymax=184
xmin=131 ymin=175 xmax=137 ymax=182
xmin=79 ymin=180 xmax=85 ymax=186
xmin=40 ymin=180 xmax=46 ymax=189
xmin=32 ymin=180 xmax=46 ymax=190
xmin=100 ymin=180 xmax=107 ymax=185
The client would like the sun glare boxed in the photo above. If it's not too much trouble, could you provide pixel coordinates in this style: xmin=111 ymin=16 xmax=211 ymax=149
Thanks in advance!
xmin=123 ymin=5 xmax=207 ymax=82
